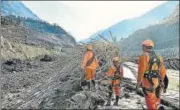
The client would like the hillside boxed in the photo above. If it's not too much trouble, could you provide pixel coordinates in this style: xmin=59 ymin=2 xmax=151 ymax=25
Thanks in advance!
xmin=1 ymin=1 xmax=76 ymax=60
xmin=1 ymin=1 xmax=40 ymax=20
xmin=82 ymin=1 xmax=179 ymax=43
xmin=1 ymin=15 xmax=76 ymax=59
xmin=119 ymin=4 xmax=179 ymax=58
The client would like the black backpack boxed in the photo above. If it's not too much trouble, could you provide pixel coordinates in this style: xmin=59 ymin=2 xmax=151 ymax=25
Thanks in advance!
xmin=149 ymin=51 xmax=169 ymax=90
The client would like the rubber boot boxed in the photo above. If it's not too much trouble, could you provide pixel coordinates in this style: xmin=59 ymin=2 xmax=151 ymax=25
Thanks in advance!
xmin=158 ymin=105 xmax=165 ymax=110
xmin=87 ymin=82 xmax=90 ymax=91
xmin=106 ymin=92 xmax=112 ymax=106
xmin=113 ymin=96 xmax=119 ymax=106
xmin=91 ymin=80 xmax=96 ymax=92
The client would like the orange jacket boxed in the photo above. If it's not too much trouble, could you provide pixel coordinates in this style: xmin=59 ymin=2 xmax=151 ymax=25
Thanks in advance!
xmin=137 ymin=52 xmax=166 ymax=89
xmin=107 ymin=65 xmax=123 ymax=86
xmin=81 ymin=51 xmax=99 ymax=70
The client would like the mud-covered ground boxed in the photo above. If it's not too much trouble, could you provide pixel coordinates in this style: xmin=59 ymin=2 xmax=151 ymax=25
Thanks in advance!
xmin=1 ymin=52 xmax=179 ymax=109
xmin=1 ymin=53 xmax=83 ymax=109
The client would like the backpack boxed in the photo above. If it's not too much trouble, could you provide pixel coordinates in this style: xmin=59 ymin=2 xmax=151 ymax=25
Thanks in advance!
xmin=143 ymin=51 xmax=161 ymax=92
xmin=111 ymin=64 xmax=123 ymax=87
xmin=143 ymin=51 xmax=169 ymax=97
xmin=148 ymin=51 xmax=161 ymax=71
xmin=112 ymin=64 xmax=123 ymax=81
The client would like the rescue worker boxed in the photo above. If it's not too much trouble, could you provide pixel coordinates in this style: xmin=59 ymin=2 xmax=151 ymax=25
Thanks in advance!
xmin=136 ymin=40 xmax=166 ymax=110
xmin=81 ymin=45 xmax=99 ymax=91
xmin=106 ymin=57 xmax=123 ymax=106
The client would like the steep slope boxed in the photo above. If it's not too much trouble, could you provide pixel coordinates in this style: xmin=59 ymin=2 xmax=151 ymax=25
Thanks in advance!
xmin=1 ymin=1 xmax=40 ymax=20
xmin=162 ymin=4 xmax=179 ymax=23
xmin=119 ymin=4 xmax=179 ymax=58
xmin=1 ymin=15 xmax=76 ymax=59
xmin=1 ymin=1 xmax=76 ymax=60
xmin=82 ymin=1 xmax=179 ymax=43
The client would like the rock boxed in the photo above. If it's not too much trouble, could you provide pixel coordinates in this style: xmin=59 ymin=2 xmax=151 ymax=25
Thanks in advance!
xmin=40 ymin=55 xmax=55 ymax=62
xmin=124 ymin=87 xmax=131 ymax=92
xmin=68 ymin=93 xmax=88 ymax=109
xmin=2 ymin=59 xmax=29 ymax=72
xmin=124 ymin=93 xmax=130 ymax=99
xmin=67 ymin=91 xmax=105 ymax=109
xmin=59 ymin=76 xmax=69 ymax=82
xmin=136 ymin=99 xmax=141 ymax=104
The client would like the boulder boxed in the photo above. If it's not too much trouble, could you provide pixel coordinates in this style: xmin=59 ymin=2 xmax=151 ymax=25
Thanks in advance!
xmin=67 ymin=91 xmax=105 ymax=109
xmin=40 ymin=55 xmax=55 ymax=62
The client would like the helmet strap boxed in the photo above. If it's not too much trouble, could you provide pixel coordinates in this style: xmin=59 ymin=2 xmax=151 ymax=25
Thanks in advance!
xmin=142 ymin=45 xmax=152 ymax=52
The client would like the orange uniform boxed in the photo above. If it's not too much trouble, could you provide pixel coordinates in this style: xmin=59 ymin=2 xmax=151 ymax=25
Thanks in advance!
xmin=107 ymin=65 xmax=123 ymax=96
xmin=82 ymin=51 xmax=99 ymax=81
xmin=137 ymin=52 xmax=166 ymax=110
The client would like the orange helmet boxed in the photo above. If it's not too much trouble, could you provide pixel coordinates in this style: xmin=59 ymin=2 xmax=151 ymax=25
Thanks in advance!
xmin=142 ymin=40 xmax=154 ymax=47
xmin=87 ymin=45 xmax=93 ymax=50
xmin=113 ymin=57 xmax=120 ymax=62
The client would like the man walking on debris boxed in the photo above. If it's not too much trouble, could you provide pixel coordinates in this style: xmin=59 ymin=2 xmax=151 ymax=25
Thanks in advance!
xmin=81 ymin=45 xmax=99 ymax=91
xmin=136 ymin=40 xmax=166 ymax=110
xmin=105 ymin=57 xmax=123 ymax=106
